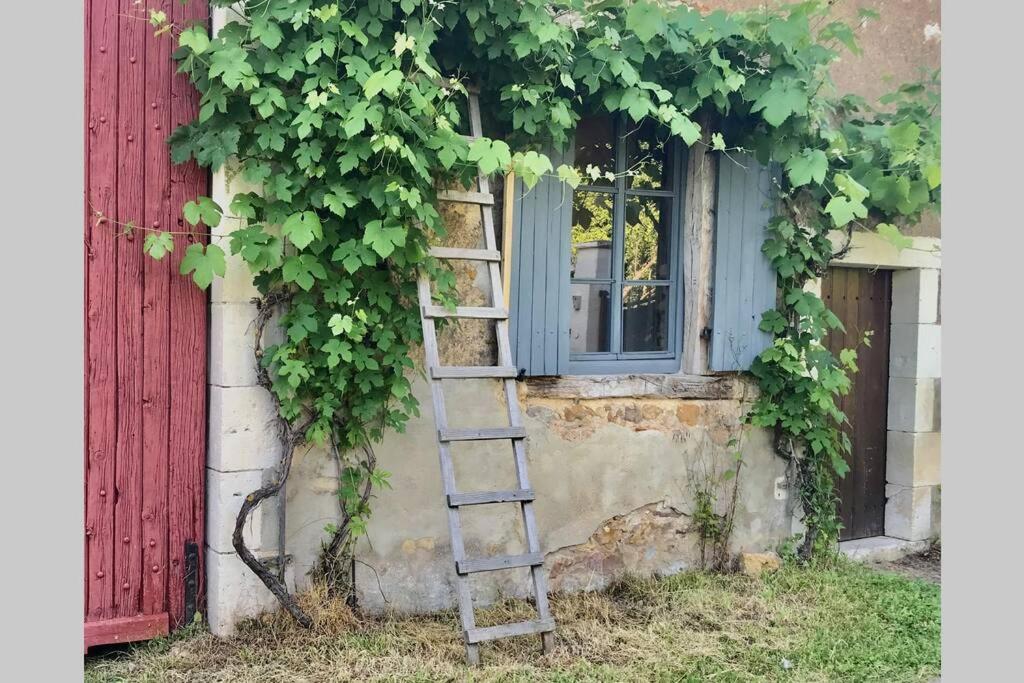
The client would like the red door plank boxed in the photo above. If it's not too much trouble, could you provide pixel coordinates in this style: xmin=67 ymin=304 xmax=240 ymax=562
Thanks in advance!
xmin=85 ymin=0 xmax=120 ymax=622
xmin=84 ymin=613 xmax=169 ymax=650
xmin=84 ymin=0 xmax=91 ymax=621
xmin=113 ymin=0 xmax=146 ymax=619
xmin=140 ymin=0 xmax=173 ymax=618
xmin=167 ymin=0 xmax=208 ymax=628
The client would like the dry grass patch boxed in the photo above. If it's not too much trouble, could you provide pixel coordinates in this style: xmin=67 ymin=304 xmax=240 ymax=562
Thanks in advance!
xmin=85 ymin=562 xmax=939 ymax=682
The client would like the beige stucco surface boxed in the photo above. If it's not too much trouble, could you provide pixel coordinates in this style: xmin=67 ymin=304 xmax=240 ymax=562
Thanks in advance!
xmin=282 ymin=376 xmax=791 ymax=612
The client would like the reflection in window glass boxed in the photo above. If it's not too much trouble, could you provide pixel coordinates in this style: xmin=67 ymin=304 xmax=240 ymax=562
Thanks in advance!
xmin=624 ymin=196 xmax=671 ymax=281
xmin=574 ymin=116 xmax=615 ymax=186
xmin=622 ymin=285 xmax=669 ymax=352
xmin=571 ymin=192 xmax=614 ymax=279
xmin=570 ymin=283 xmax=611 ymax=353
xmin=625 ymin=119 xmax=672 ymax=190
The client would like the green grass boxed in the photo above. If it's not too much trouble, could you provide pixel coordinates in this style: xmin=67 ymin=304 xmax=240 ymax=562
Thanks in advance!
xmin=85 ymin=561 xmax=939 ymax=682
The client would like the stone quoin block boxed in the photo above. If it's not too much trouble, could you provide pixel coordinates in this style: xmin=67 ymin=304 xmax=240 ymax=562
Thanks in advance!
xmin=209 ymin=302 xmax=261 ymax=387
xmin=889 ymin=323 xmax=941 ymax=379
xmin=890 ymin=268 xmax=939 ymax=325
xmin=886 ymin=430 xmax=941 ymax=487
xmin=208 ymin=385 xmax=283 ymax=473
xmin=885 ymin=483 xmax=938 ymax=541
xmin=887 ymin=377 xmax=940 ymax=432
xmin=206 ymin=548 xmax=290 ymax=637
xmin=206 ymin=468 xmax=267 ymax=554
xmin=211 ymin=251 xmax=261 ymax=304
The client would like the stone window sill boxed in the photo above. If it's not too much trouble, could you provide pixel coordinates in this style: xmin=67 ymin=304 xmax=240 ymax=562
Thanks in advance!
xmin=520 ymin=373 xmax=751 ymax=401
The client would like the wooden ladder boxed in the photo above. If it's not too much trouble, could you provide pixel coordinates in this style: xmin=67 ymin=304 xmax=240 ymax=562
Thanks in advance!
xmin=416 ymin=92 xmax=556 ymax=665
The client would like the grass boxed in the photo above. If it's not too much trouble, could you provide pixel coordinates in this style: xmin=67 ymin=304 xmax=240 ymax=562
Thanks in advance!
xmin=85 ymin=560 xmax=939 ymax=682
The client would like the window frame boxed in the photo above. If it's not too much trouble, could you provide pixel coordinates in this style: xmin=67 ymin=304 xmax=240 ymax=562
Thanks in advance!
xmin=560 ymin=114 xmax=688 ymax=376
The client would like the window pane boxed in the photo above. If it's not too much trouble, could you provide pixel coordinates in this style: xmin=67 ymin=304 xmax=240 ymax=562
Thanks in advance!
xmin=570 ymin=283 xmax=611 ymax=353
xmin=574 ymin=116 xmax=616 ymax=186
xmin=624 ymin=119 xmax=673 ymax=190
xmin=624 ymin=196 xmax=671 ymax=281
xmin=622 ymin=285 xmax=669 ymax=352
xmin=571 ymin=192 xmax=614 ymax=279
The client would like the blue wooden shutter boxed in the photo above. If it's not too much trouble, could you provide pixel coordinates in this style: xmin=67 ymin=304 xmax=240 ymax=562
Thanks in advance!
xmin=709 ymin=153 xmax=779 ymax=372
xmin=509 ymin=146 xmax=573 ymax=376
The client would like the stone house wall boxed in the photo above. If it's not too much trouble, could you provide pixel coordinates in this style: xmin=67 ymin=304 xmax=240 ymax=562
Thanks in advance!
xmin=203 ymin=0 xmax=941 ymax=636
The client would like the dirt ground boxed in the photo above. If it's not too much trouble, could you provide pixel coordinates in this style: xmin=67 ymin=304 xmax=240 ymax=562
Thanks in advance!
xmin=871 ymin=542 xmax=941 ymax=584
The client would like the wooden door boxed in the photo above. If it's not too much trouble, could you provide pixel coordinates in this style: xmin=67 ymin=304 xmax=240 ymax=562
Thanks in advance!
xmin=85 ymin=0 xmax=208 ymax=650
xmin=822 ymin=267 xmax=892 ymax=541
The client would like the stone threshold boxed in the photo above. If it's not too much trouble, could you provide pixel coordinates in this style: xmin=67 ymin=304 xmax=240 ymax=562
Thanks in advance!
xmin=839 ymin=536 xmax=930 ymax=564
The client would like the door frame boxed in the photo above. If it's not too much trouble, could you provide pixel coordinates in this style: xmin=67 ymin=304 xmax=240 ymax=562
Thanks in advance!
xmin=803 ymin=230 xmax=941 ymax=543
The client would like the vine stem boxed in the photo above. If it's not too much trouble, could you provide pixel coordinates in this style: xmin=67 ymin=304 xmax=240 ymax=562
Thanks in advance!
xmin=231 ymin=420 xmax=313 ymax=628
xmin=228 ymin=289 xmax=314 ymax=628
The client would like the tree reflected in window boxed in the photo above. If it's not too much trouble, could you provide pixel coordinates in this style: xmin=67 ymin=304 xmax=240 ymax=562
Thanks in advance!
xmin=567 ymin=114 xmax=681 ymax=364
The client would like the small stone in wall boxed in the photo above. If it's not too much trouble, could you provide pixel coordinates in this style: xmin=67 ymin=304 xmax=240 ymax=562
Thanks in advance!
xmin=676 ymin=402 xmax=701 ymax=426
xmin=737 ymin=551 xmax=781 ymax=577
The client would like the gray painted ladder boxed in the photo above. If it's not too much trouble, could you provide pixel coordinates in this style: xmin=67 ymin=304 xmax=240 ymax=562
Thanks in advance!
xmin=416 ymin=92 xmax=555 ymax=665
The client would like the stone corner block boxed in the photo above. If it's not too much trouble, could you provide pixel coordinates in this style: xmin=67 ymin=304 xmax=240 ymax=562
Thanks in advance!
xmin=211 ymin=252 xmax=261 ymax=305
xmin=891 ymin=268 xmax=939 ymax=325
xmin=208 ymin=385 xmax=283 ymax=473
xmin=885 ymin=483 xmax=938 ymax=541
xmin=207 ymin=468 xmax=268 ymax=554
xmin=887 ymin=377 xmax=940 ymax=432
xmin=209 ymin=302 xmax=260 ymax=387
xmin=886 ymin=430 xmax=940 ymax=487
xmin=889 ymin=323 xmax=941 ymax=379
xmin=206 ymin=548 xmax=283 ymax=637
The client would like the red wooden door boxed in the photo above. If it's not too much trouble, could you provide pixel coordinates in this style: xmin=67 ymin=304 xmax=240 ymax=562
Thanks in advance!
xmin=85 ymin=0 xmax=208 ymax=650
xmin=822 ymin=267 xmax=892 ymax=541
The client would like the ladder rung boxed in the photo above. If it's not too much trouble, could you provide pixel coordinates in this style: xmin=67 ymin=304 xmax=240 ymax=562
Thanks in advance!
xmin=448 ymin=489 xmax=535 ymax=507
xmin=457 ymin=552 xmax=544 ymax=575
xmin=437 ymin=189 xmax=494 ymax=205
xmin=439 ymin=427 xmax=527 ymax=442
xmin=431 ymin=366 xmax=518 ymax=379
xmin=422 ymin=305 xmax=507 ymax=320
xmin=429 ymin=247 xmax=501 ymax=262
xmin=466 ymin=618 xmax=556 ymax=644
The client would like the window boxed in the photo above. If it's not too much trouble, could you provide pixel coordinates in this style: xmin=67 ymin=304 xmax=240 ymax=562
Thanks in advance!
xmin=512 ymin=127 xmax=774 ymax=378
xmin=565 ymin=115 xmax=686 ymax=374
xmin=511 ymin=128 xmax=777 ymax=379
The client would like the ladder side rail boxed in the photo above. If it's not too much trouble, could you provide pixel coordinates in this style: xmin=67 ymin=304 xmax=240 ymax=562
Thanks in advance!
xmin=416 ymin=275 xmax=481 ymax=664
xmin=468 ymin=94 xmax=556 ymax=637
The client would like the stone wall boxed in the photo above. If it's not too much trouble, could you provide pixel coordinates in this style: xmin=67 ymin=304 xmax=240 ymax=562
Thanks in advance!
xmin=346 ymin=378 xmax=791 ymax=613
xmin=712 ymin=0 xmax=941 ymax=238
xmin=203 ymin=1 xmax=941 ymax=636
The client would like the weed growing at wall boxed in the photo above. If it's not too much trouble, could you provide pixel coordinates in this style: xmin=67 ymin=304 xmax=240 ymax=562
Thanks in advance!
xmin=141 ymin=0 xmax=939 ymax=619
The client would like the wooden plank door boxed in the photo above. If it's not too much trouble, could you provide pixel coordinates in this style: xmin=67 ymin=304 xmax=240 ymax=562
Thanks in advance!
xmin=85 ymin=0 xmax=208 ymax=650
xmin=821 ymin=267 xmax=892 ymax=541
